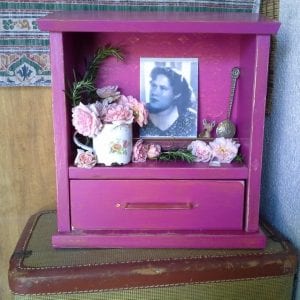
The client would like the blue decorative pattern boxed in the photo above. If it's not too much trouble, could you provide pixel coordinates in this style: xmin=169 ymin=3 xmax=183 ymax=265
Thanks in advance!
xmin=0 ymin=1 xmax=260 ymax=87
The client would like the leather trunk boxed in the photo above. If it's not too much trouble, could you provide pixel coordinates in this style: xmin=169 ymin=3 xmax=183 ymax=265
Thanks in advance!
xmin=9 ymin=211 xmax=297 ymax=299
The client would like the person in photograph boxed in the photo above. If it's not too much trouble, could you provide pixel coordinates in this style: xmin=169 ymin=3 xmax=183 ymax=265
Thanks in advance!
xmin=140 ymin=66 xmax=197 ymax=137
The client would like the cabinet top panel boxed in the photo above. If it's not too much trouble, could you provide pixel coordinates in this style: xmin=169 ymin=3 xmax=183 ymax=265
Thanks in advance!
xmin=38 ymin=11 xmax=280 ymax=34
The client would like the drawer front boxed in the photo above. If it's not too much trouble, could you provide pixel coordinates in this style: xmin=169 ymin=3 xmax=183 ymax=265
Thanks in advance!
xmin=70 ymin=180 xmax=244 ymax=231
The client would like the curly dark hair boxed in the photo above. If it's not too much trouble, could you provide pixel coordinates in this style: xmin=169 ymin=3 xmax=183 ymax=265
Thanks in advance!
xmin=150 ymin=66 xmax=193 ymax=115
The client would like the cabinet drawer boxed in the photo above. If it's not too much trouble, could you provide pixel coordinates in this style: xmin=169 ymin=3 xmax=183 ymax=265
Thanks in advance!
xmin=70 ymin=180 xmax=244 ymax=231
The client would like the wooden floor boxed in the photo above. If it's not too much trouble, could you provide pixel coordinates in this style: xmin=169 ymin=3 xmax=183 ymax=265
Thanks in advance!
xmin=0 ymin=87 xmax=56 ymax=299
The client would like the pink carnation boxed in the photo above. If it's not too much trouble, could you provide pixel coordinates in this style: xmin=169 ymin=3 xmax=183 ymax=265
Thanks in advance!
xmin=103 ymin=103 xmax=134 ymax=124
xmin=187 ymin=140 xmax=212 ymax=162
xmin=147 ymin=144 xmax=161 ymax=159
xmin=132 ymin=139 xmax=149 ymax=163
xmin=72 ymin=102 xmax=102 ymax=138
xmin=74 ymin=149 xmax=97 ymax=168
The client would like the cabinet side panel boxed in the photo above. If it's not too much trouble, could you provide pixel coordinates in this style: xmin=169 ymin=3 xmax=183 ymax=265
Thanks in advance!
xmin=245 ymin=35 xmax=271 ymax=232
xmin=237 ymin=35 xmax=257 ymax=165
xmin=50 ymin=33 xmax=70 ymax=232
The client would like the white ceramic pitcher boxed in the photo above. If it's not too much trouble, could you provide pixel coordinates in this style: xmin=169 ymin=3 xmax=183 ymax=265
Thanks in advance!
xmin=73 ymin=123 xmax=132 ymax=166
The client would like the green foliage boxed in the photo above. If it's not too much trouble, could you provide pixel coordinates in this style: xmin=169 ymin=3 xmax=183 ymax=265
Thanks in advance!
xmin=66 ymin=46 xmax=123 ymax=107
xmin=158 ymin=150 xmax=196 ymax=163
xmin=233 ymin=152 xmax=244 ymax=163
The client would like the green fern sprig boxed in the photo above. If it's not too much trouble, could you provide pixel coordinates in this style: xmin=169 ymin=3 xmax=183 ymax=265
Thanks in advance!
xmin=158 ymin=150 xmax=196 ymax=163
xmin=66 ymin=46 xmax=123 ymax=107
xmin=83 ymin=46 xmax=123 ymax=82
xmin=67 ymin=78 xmax=95 ymax=107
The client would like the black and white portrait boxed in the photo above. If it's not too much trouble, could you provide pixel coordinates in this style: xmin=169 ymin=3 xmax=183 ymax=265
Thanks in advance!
xmin=139 ymin=58 xmax=198 ymax=138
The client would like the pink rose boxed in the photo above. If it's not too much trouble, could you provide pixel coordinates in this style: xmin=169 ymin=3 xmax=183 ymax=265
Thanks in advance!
xmin=133 ymin=101 xmax=148 ymax=127
xmin=187 ymin=140 xmax=212 ymax=162
xmin=91 ymin=101 xmax=108 ymax=119
xmin=103 ymin=103 xmax=134 ymax=124
xmin=96 ymin=85 xmax=121 ymax=103
xmin=118 ymin=94 xmax=133 ymax=106
xmin=119 ymin=95 xmax=148 ymax=127
xmin=74 ymin=149 xmax=97 ymax=168
xmin=209 ymin=137 xmax=240 ymax=163
xmin=72 ymin=102 xmax=102 ymax=138
xmin=147 ymin=144 xmax=161 ymax=159
xmin=132 ymin=139 xmax=149 ymax=163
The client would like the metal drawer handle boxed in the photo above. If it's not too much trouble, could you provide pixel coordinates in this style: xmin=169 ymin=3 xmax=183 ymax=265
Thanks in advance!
xmin=122 ymin=202 xmax=193 ymax=210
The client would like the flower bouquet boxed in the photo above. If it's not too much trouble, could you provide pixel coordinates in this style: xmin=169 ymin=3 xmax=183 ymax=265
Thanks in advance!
xmin=72 ymin=86 xmax=148 ymax=167
xmin=66 ymin=47 xmax=148 ymax=167
xmin=67 ymin=46 xmax=241 ymax=168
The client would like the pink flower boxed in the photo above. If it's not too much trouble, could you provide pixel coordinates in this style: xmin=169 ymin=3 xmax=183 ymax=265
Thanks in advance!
xmin=103 ymin=103 xmax=134 ymax=124
xmin=187 ymin=140 xmax=212 ymax=162
xmin=119 ymin=94 xmax=133 ymax=106
xmin=133 ymin=101 xmax=148 ymax=127
xmin=91 ymin=101 xmax=108 ymax=119
xmin=147 ymin=144 xmax=161 ymax=159
xmin=209 ymin=137 xmax=240 ymax=163
xmin=119 ymin=95 xmax=148 ymax=127
xmin=74 ymin=149 xmax=97 ymax=168
xmin=132 ymin=139 xmax=149 ymax=163
xmin=72 ymin=102 xmax=102 ymax=137
xmin=96 ymin=85 xmax=120 ymax=103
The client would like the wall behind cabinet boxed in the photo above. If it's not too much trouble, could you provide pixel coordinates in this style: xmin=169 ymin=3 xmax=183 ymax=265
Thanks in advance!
xmin=0 ymin=87 xmax=56 ymax=299
xmin=261 ymin=1 xmax=300 ymax=299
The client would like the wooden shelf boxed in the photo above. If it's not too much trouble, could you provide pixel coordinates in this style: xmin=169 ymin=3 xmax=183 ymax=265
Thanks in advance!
xmin=38 ymin=11 xmax=279 ymax=34
xmin=38 ymin=10 xmax=280 ymax=248
xmin=52 ymin=228 xmax=266 ymax=249
xmin=69 ymin=161 xmax=248 ymax=180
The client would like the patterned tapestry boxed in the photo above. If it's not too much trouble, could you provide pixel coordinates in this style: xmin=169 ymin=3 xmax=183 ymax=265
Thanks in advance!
xmin=0 ymin=1 xmax=262 ymax=87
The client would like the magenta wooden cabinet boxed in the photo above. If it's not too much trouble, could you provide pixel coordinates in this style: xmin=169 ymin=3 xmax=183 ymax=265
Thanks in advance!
xmin=70 ymin=180 xmax=244 ymax=230
xmin=38 ymin=11 xmax=280 ymax=248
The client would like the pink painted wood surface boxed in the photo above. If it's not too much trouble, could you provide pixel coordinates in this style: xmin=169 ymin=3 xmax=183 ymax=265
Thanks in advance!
xmin=52 ymin=228 xmax=266 ymax=249
xmin=49 ymin=33 xmax=71 ymax=232
xmin=38 ymin=11 xmax=280 ymax=34
xmin=245 ymin=35 xmax=271 ymax=232
xmin=36 ymin=11 xmax=280 ymax=248
xmin=69 ymin=162 xmax=248 ymax=180
xmin=236 ymin=37 xmax=257 ymax=144
xmin=235 ymin=37 xmax=258 ymax=167
xmin=65 ymin=32 xmax=247 ymax=139
xmin=70 ymin=180 xmax=244 ymax=230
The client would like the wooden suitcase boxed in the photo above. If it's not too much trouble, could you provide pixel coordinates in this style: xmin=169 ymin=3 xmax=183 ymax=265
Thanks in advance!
xmin=9 ymin=211 xmax=297 ymax=299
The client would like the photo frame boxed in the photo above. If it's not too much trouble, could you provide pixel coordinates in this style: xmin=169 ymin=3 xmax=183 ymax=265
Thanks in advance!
xmin=140 ymin=58 xmax=198 ymax=139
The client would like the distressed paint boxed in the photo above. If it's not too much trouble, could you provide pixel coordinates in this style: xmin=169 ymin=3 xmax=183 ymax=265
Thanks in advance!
xmin=70 ymin=180 xmax=244 ymax=230
xmin=38 ymin=11 xmax=280 ymax=34
xmin=52 ymin=230 xmax=266 ymax=249
xmin=38 ymin=11 xmax=280 ymax=248
xmin=50 ymin=33 xmax=71 ymax=232
xmin=69 ymin=162 xmax=249 ymax=180
xmin=245 ymin=35 xmax=271 ymax=232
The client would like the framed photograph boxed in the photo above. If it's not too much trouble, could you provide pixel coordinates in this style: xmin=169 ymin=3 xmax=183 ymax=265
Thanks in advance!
xmin=139 ymin=57 xmax=198 ymax=139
